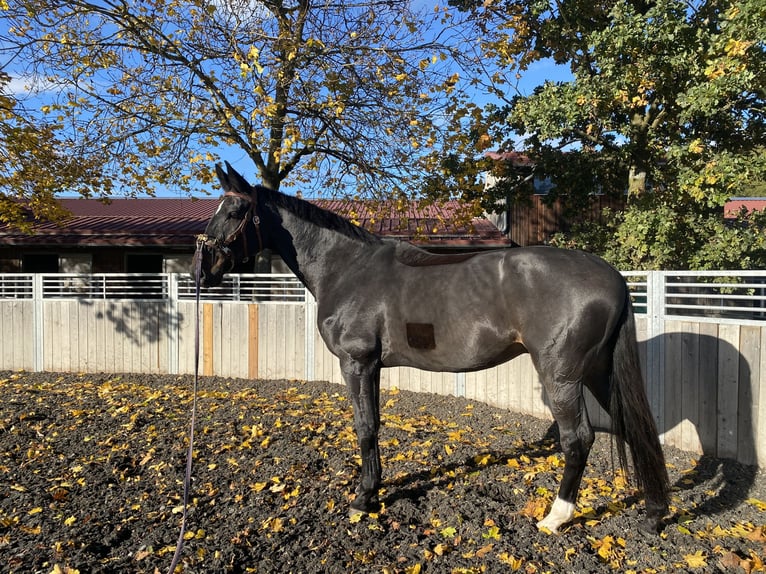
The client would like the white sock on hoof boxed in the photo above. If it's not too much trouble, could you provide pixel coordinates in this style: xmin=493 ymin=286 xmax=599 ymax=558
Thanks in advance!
xmin=537 ymin=497 xmax=575 ymax=534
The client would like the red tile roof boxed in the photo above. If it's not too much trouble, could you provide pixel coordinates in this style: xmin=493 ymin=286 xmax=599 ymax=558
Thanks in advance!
xmin=724 ymin=198 xmax=766 ymax=219
xmin=0 ymin=197 xmax=509 ymax=248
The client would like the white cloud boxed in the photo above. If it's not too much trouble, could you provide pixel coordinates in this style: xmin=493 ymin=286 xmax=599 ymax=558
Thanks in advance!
xmin=1 ymin=73 xmax=57 ymax=96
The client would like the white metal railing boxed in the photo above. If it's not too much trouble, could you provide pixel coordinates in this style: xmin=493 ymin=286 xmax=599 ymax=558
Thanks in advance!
xmin=622 ymin=272 xmax=649 ymax=315
xmin=0 ymin=274 xmax=33 ymax=298
xmin=42 ymin=273 xmax=169 ymax=299
xmin=0 ymin=273 xmax=306 ymax=303
xmin=176 ymin=273 xmax=305 ymax=302
xmin=0 ymin=271 xmax=765 ymax=321
xmin=664 ymin=271 xmax=766 ymax=320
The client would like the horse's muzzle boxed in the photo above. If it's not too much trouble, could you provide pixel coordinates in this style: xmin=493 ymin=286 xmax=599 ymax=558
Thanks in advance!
xmin=192 ymin=239 xmax=232 ymax=288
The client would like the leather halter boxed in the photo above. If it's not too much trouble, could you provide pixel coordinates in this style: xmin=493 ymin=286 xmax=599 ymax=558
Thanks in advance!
xmin=196 ymin=189 xmax=264 ymax=263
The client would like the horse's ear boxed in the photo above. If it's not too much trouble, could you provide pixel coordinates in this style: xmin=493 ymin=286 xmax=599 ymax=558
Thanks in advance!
xmin=215 ymin=163 xmax=231 ymax=192
xmin=224 ymin=161 xmax=252 ymax=196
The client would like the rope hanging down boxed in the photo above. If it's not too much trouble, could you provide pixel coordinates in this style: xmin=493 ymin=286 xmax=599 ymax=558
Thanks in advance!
xmin=166 ymin=242 xmax=203 ymax=573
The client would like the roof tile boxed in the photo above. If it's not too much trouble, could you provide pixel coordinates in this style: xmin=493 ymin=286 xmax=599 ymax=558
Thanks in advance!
xmin=1 ymin=197 xmax=508 ymax=248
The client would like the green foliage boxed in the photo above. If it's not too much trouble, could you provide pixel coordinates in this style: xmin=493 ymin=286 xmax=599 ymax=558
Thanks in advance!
xmin=551 ymin=203 xmax=766 ymax=270
xmin=455 ymin=0 xmax=766 ymax=269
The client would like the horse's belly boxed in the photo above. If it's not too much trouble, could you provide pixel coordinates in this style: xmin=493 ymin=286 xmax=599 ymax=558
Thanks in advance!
xmin=381 ymin=327 xmax=527 ymax=372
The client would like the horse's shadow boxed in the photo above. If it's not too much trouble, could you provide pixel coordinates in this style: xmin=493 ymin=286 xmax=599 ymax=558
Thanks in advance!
xmin=381 ymin=434 xmax=560 ymax=510
xmin=540 ymin=331 xmax=759 ymax=522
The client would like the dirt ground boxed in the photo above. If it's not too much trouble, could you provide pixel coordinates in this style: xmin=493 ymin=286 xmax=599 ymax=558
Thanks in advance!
xmin=1 ymin=371 xmax=764 ymax=573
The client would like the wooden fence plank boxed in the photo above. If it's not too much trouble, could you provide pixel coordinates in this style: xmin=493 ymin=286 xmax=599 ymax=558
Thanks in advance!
xmin=738 ymin=326 xmax=761 ymax=465
xmin=218 ymin=304 xmax=227 ymax=376
xmin=203 ymin=303 xmax=214 ymax=377
xmin=717 ymin=324 xmax=741 ymax=459
xmin=758 ymin=327 xmax=766 ymax=467
xmin=248 ymin=304 xmax=259 ymax=379
xmin=697 ymin=322 xmax=719 ymax=455
xmin=663 ymin=324 xmax=683 ymax=448
xmin=681 ymin=322 xmax=702 ymax=454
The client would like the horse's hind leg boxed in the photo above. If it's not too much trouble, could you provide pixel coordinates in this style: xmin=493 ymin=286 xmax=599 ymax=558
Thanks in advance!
xmin=341 ymin=356 xmax=383 ymax=513
xmin=537 ymin=379 xmax=594 ymax=534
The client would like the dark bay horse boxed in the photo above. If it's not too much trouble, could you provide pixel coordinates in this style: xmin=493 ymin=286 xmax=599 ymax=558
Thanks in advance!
xmin=193 ymin=162 xmax=670 ymax=533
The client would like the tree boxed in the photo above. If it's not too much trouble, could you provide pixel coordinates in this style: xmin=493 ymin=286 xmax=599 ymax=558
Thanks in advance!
xmin=0 ymin=71 xmax=104 ymax=230
xmin=0 ymin=0 xmax=478 ymax=225
xmin=452 ymin=0 xmax=766 ymax=269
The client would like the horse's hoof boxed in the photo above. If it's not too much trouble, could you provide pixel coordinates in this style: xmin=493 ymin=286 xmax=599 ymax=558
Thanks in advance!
xmin=350 ymin=495 xmax=380 ymax=514
xmin=639 ymin=516 xmax=664 ymax=534
xmin=536 ymin=497 xmax=574 ymax=534
xmin=536 ymin=520 xmax=559 ymax=535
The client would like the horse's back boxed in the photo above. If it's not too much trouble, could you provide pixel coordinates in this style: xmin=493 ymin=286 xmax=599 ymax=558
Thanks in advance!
xmin=393 ymin=242 xmax=482 ymax=267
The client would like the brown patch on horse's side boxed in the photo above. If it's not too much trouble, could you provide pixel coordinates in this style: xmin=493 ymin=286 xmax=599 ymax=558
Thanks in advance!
xmin=406 ymin=323 xmax=436 ymax=350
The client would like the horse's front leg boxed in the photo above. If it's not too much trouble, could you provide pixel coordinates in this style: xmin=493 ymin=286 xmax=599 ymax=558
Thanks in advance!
xmin=341 ymin=356 xmax=383 ymax=513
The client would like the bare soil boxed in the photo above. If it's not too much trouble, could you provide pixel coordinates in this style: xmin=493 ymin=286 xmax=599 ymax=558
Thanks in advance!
xmin=1 ymin=371 xmax=764 ymax=573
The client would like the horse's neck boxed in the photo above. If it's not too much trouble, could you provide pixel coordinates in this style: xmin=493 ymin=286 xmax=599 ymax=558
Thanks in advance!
xmin=269 ymin=204 xmax=371 ymax=297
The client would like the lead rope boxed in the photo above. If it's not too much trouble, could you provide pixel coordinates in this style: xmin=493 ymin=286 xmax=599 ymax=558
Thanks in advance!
xmin=166 ymin=244 xmax=203 ymax=574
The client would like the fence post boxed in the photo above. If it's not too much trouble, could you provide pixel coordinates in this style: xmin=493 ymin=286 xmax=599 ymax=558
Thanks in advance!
xmin=167 ymin=273 xmax=179 ymax=375
xmin=646 ymin=270 xmax=666 ymax=440
xmin=33 ymin=274 xmax=44 ymax=372
xmin=305 ymin=288 xmax=316 ymax=381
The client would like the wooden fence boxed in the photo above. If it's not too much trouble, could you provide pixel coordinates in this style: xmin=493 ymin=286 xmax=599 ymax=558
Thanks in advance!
xmin=1 ymin=271 xmax=765 ymax=467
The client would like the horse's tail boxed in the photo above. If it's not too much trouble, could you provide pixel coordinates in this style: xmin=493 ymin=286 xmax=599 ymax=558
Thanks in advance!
xmin=609 ymin=292 xmax=670 ymax=529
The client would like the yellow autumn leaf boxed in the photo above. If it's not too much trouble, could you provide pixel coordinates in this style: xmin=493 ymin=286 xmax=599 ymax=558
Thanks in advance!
xmin=64 ymin=516 xmax=77 ymax=526
xmin=597 ymin=536 xmax=614 ymax=560
xmin=498 ymin=552 xmax=524 ymax=570
xmin=349 ymin=511 xmax=363 ymax=524
xmin=250 ymin=482 xmax=269 ymax=492
xmin=433 ymin=542 xmax=449 ymax=556
xmin=475 ymin=543 xmax=494 ymax=558
xmin=405 ymin=563 xmax=421 ymax=574
xmin=684 ymin=550 xmax=707 ymax=569
xmin=688 ymin=139 xmax=704 ymax=154
xmin=724 ymin=38 xmax=751 ymax=57
xmin=473 ymin=453 xmax=493 ymax=466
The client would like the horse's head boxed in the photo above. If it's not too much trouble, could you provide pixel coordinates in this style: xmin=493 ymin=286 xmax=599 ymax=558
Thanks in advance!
xmin=193 ymin=162 xmax=261 ymax=288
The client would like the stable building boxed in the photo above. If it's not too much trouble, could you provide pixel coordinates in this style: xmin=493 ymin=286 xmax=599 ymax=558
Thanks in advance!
xmin=0 ymin=197 xmax=511 ymax=274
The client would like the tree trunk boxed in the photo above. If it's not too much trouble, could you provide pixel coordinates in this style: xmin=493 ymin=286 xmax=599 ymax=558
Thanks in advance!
xmin=628 ymin=165 xmax=647 ymax=196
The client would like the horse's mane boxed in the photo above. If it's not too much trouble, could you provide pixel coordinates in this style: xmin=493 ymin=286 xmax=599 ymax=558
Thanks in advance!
xmin=258 ymin=186 xmax=383 ymax=245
